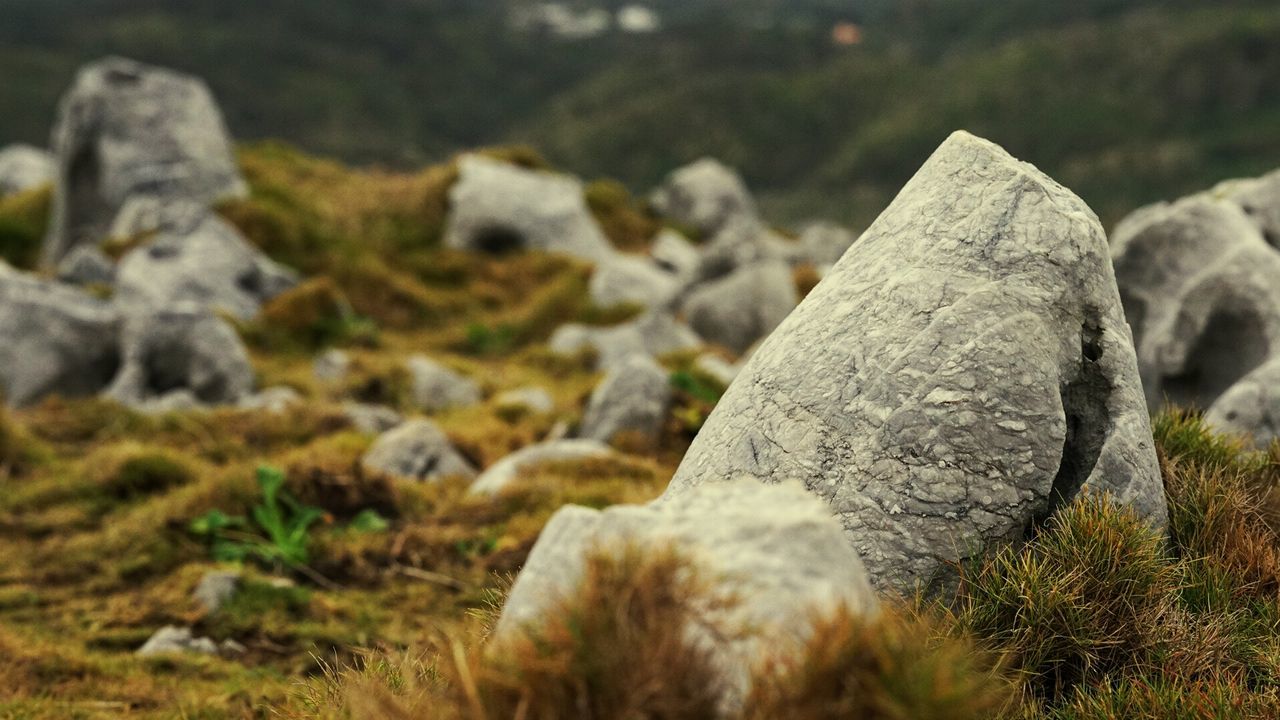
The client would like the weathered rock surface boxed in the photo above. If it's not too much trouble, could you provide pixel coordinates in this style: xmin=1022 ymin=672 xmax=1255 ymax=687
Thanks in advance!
xmin=549 ymin=312 xmax=701 ymax=370
xmin=682 ymin=260 xmax=797 ymax=354
xmin=588 ymin=253 xmax=681 ymax=310
xmin=1111 ymin=195 xmax=1280 ymax=410
xmin=469 ymin=439 xmax=615 ymax=496
xmin=0 ymin=261 xmax=121 ymax=407
xmin=443 ymin=155 xmax=613 ymax=263
xmin=579 ymin=354 xmax=671 ymax=445
xmin=113 ymin=204 xmax=296 ymax=320
xmin=43 ymin=57 xmax=245 ymax=267
xmin=665 ymin=131 xmax=1167 ymax=594
xmin=0 ymin=144 xmax=54 ymax=197
xmin=106 ymin=307 xmax=254 ymax=409
xmin=649 ymin=157 xmax=756 ymax=237
xmin=495 ymin=480 xmax=878 ymax=711
xmin=361 ymin=419 xmax=476 ymax=482
xmin=407 ymin=355 xmax=482 ymax=413
xmin=1205 ymin=357 xmax=1280 ymax=447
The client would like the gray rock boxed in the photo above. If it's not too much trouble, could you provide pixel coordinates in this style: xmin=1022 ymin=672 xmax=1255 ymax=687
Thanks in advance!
xmin=549 ymin=312 xmax=701 ymax=371
xmin=649 ymin=158 xmax=756 ymax=237
xmin=694 ymin=214 xmax=797 ymax=283
xmin=106 ymin=306 xmax=254 ymax=408
xmin=55 ymin=245 xmax=116 ymax=286
xmin=136 ymin=626 xmax=219 ymax=656
xmin=469 ymin=439 xmax=615 ymax=496
xmin=0 ymin=144 xmax=54 ymax=197
xmin=0 ymin=262 xmax=120 ymax=407
xmin=443 ymin=155 xmax=613 ymax=263
xmin=312 ymin=348 xmax=351 ymax=383
xmin=588 ymin=253 xmax=681 ymax=311
xmin=1205 ymin=357 xmax=1280 ymax=447
xmin=1111 ymin=195 xmax=1280 ymax=411
xmin=1211 ymin=168 xmax=1280 ymax=249
xmin=43 ymin=57 xmax=245 ymax=267
xmin=406 ymin=355 xmax=482 ymax=413
xmin=495 ymin=479 xmax=878 ymax=712
xmin=113 ymin=204 xmax=296 ymax=320
xmin=682 ymin=260 xmax=798 ymax=355
xmin=798 ymin=221 xmax=859 ymax=267
xmin=665 ymin=132 xmax=1167 ymax=595
xmin=492 ymin=386 xmax=556 ymax=415
xmin=342 ymin=402 xmax=402 ymax=434
xmin=193 ymin=570 xmax=241 ymax=614
xmin=650 ymin=228 xmax=700 ymax=279
xmin=361 ymin=418 xmax=476 ymax=482
xmin=579 ymin=354 xmax=671 ymax=445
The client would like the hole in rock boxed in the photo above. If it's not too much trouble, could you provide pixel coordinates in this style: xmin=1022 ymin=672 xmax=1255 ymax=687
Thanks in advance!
xmin=1161 ymin=306 xmax=1268 ymax=410
xmin=471 ymin=225 xmax=526 ymax=255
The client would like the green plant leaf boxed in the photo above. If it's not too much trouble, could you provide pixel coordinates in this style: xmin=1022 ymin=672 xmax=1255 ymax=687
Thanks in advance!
xmin=350 ymin=509 xmax=391 ymax=533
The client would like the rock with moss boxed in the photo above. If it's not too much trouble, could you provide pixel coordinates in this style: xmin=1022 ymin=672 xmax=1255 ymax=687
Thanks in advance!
xmin=588 ymin=253 xmax=681 ymax=311
xmin=105 ymin=306 xmax=254 ymax=409
xmin=579 ymin=354 xmax=671 ymax=446
xmin=0 ymin=260 xmax=121 ymax=407
xmin=406 ymin=355 xmax=482 ymax=413
xmin=1111 ymin=194 xmax=1280 ymax=411
xmin=0 ymin=144 xmax=54 ymax=197
xmin=361 ymin=418 xmax=476 ymax=482
xmin=665 ymin=132 xmax=1167 ymax=595
xmin=495 ymin=479 xmax=878 ymax=711
xmin=492 ymin=386 xmax=555 ymax=416
xmin=443 ymin=154 xmax=614 ymax=263
xmin=549 ymin=311 xmax=701 ymax=370
xmin=42 ymin=57 xmax=246 ymax=267
xmin=469 ymin=439 xmax=615 ymax=496
xmin=342 ymin=402 xmax=402 ymax=434
xmin=113 ymin=202 xmax=296 ymax=320
xmin=682 ymin=260 xmax=797 ymax=355
xmin=649 ymin=157 xmax=756 ymax=237
xmin=1204 ymin=357 xmax=1280 ymax=447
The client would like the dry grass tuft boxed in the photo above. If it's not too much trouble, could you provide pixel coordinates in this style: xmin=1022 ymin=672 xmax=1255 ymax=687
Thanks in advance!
xmin=0 ymin=183 xmax=50 ymax=268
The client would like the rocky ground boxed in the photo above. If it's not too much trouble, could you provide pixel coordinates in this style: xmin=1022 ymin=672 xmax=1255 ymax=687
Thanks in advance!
xmin=2 ymin=58 xmax=1280 ymax=719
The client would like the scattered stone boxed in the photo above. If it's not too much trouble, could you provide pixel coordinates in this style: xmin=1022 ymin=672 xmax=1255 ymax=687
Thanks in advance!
xmin=407 ymin=355 xmax=482 ymax=413
xmin=469 ymin=439 xmax=615 ymax=496
xmin=113 ymin=204 xmax=296 ymax=320
xmin=443 ymin=154 xmax=614 ymax=263
xmin=549 ymin=311 xmax=701 ymax=370
xmin=106 ymin=306 xmax=254 ymax=409
xmin=313 ymin=348 xmax=351 ymax=383
xmin=665 ymin=131 xmax=1167 ymax=594
xmin=342 ymin=402 xmax=403 ymax=434
xmin=55 ymin=245 xmax=116 ymax=287
xmin=649 ymin=157 xmax=756 ymax=237
xmin=650 ymin=228 xmax=700 ymax=279
xmin=495 ymin=480 xmax=878 ymax=711
xmin=1205 ymin=357 xmax=1280 ymax=447
xmin=0 ymin=261 xmax=121 ymax=407
xmin=136 ymin=626 xmax=219 ymax=656
xmin=682 ymin=260 xmax=798 ymax=354
xmin=694 ymin=214 xmax=796 ymax=282
xmin=193 ymin=570 xmax=241 ymax=614
xmin=237 ymin=386 xmax=301 ymax=414
xmin=588 ymin=253 xmax=681 ymax=310
xmin=493 ymin=386 xmax=556 ymax=415
xmin=43 ymin=56 xmax=246 ymax=267
xmin=361 ymin=419 xmax=477 ymax=482
xmin=1111 ymin=195 xmax=1280 ymax=410
xmin=798 ymin=221 xmax=858 ymax=268
xmin=579 ymin=354 xmax=671 ymax=446
xmin=0 ymin=144 xmax=54 ymax=197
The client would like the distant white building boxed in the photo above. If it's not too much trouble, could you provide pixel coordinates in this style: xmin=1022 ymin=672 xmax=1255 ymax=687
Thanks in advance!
xmin=617 ymin=4 xmax=661 ymax=34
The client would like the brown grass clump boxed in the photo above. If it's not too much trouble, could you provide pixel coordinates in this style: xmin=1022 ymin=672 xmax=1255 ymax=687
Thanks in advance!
xmin=281 ymin=433 xmax=397 ymax=520
xmin=792 ymin=262 xmax=823 ymax=299
xmin=584 ymin=178 xmax=660 ymax=253
xmin=250 ymin=276 xmax=377 ymax=351
xmin=0 ymin=183 xmax=50 ymax=269
xmin=0 ymin=405 xmax=49 ymax=478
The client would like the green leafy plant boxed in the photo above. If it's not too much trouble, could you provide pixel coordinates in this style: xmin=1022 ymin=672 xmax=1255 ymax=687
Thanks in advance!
xmin=191 ymin=466 xmax=328 ymax=568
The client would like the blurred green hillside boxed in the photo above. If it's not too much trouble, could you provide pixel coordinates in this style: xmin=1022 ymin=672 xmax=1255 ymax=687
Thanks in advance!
xmin=1 ymin=0 xmax=1278 ymax=227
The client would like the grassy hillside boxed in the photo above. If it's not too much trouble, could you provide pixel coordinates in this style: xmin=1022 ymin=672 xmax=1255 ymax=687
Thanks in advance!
xmin=1 ymin=0 xmax=1278 ymax=228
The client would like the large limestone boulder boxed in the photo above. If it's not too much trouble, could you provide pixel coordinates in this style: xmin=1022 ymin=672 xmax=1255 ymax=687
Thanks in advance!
xmin=649 ymin=158 xmax=756 ymax=237
xmin=105 ymin=307 xmax=254 ymax=409
xmin=682 ymin=260 xmax=798 ymax=354
xmin=665 ymin=132 xmax=1167 ymax=595
xmin=42 ymin=57 xmax=245 ymax=267
xmin=494 ymin=480 xmax=878 ymax=711
xmin=361 ymin=419 xmax=476 ymax=482
xmin=578 ymin=354 xmax=671 ymax=446
xmin=0 ymin=145 xmax=54 ymax=197
xmin=1111 ymin=196 xmax=1280 ymax=411
xmin=113 ymin=202 xmax=296 ymax=320
xmin=0 ymin=261 xmax=120 ymax=407
xmin=442 ymin=155 xmax=614 ymax=263
xmin=406 ymin=355 xmax=482 ymax=413
xmin=469 ymin=439 xmax=615 ymax=496
xmin=1205 ymin=357 xmax=1280 ymax=447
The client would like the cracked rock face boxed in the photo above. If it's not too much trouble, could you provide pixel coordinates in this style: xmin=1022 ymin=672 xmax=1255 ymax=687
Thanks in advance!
xmin=664 ymin=131 xmax=1167 ymax=595
xmin=442 ymin=155 xmax=614 ymax=263
xmin=43 ymin=57 xmax=245 ymax=267
xmin=106 ymin=307 xmax=254 ymax=409
xmin=1111 ymin=196 xmax=1280 ymax=411
xmin=0 ymin=261 xmax=121 ymax=407
xmin=495 ymin=479 xmax=878 ymax=714
xmin=361 ymin=419 xmax=476 ymax=482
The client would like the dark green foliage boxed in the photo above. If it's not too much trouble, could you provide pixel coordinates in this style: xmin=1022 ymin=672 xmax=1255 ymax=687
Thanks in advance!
xmin=0 ymin=186 xmax=50 ymax=269
xmin=101 ymin=450 xmax=195 ymax=500
xmin=191 ymin=466 xmax=327 ymax=568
